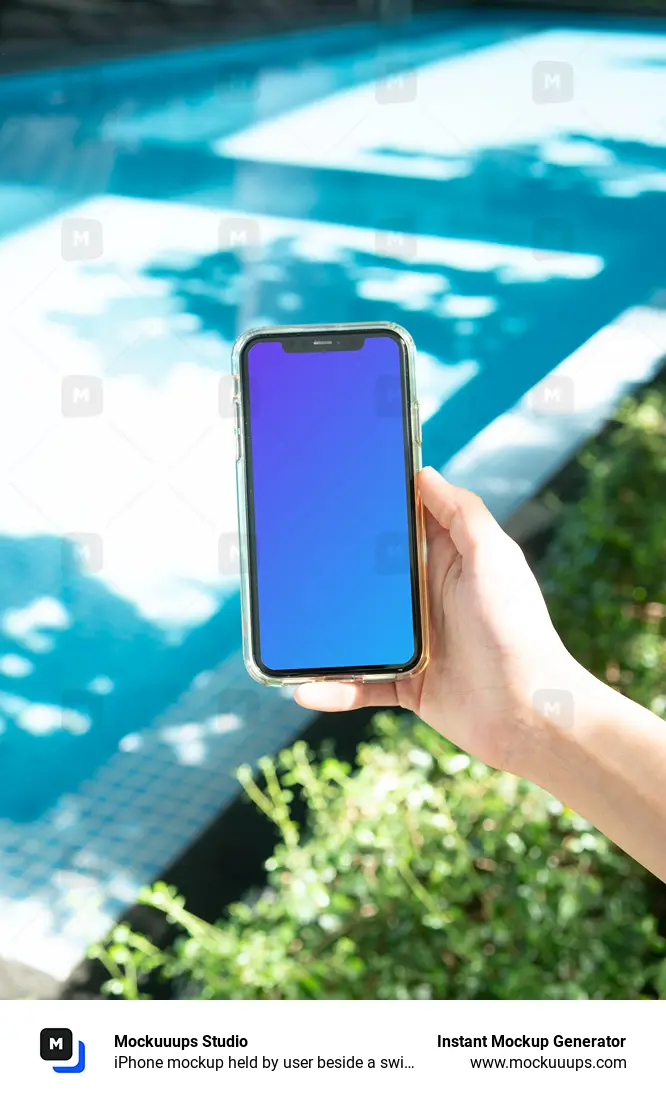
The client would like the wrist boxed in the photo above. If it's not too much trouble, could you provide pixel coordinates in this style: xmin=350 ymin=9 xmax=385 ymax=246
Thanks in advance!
xmin=510 ymin=655 xmax=611 ymax=795
xmin=522 ymin=662 xmax=666 ymax=881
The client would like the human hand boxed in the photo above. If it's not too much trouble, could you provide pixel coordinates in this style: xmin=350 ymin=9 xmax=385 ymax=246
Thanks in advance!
xmin=296 ymin=466 xmax=666 ymax=880
xmin=295 ymin=466 xmax=585 ymax=778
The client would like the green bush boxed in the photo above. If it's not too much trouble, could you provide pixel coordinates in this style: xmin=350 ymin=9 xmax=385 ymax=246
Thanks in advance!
xmin=541 ymin=385 xmax=666 ymax=715
xmin=94 ymin=714 xmax=666 ymax=999
xmin=93 ymin=383 xmax=666 ymax=1000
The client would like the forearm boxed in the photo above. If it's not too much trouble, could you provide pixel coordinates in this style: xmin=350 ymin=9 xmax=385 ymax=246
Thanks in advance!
xmin=522 ymin=664 xmax=666 ymax=883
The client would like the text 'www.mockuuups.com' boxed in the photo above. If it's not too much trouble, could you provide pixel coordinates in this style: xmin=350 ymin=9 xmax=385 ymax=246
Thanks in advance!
xmin=438 ymin=1032 xmax=627 ymax=1072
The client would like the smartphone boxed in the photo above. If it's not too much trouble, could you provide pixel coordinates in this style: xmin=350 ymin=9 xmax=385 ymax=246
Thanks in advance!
xmin=231 ymin=322 xmax=429 ymax=686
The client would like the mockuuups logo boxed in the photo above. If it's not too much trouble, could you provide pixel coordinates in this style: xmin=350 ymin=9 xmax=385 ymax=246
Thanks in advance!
xmin=40 ymin=1028 xmax=86 ymax=1074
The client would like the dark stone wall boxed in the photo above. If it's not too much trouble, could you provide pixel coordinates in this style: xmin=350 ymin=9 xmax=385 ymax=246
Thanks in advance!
xmin=482 ymin=0 xmax=666 ymax=10
xmin=0 ymin=0 xmax=358 ymax=65
xmin=1 ymin=0 xmax=664 ymax=70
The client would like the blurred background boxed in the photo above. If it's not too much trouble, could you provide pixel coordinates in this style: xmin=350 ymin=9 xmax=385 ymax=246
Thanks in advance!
xmin=1 ymin=0 xmax=665 ymax=999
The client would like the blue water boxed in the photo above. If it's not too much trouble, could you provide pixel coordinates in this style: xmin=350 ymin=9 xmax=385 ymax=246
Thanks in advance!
xmin=1 ymin=11 xmax=666 ymax=829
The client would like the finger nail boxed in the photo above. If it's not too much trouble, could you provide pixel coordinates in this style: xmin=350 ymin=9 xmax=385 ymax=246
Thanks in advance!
xmin=295 ymin=683 xmax=320 ymax=707
xmin=421 ymin=466 xmax=448 ymax=484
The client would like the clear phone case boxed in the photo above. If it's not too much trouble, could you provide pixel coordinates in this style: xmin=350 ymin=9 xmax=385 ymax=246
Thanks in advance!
xmin=231 ymin=321 xmax=429 ymax=686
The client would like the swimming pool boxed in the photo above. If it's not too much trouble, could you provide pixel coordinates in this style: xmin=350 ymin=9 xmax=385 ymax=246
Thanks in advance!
xmin=1 ymin=11 xmax=665 ymax=981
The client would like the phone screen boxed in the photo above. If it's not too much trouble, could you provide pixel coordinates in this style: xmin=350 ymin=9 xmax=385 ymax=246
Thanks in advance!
xmin=242 ymin=332 xmax=421 ymax=677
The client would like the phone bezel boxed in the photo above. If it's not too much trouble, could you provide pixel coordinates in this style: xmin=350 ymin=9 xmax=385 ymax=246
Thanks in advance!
xmin=233 ymin=322 xmax=429 ymax=685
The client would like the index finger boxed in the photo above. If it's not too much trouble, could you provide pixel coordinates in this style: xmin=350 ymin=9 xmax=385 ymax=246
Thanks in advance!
xmin=294 ymin=681 xmax=398 ymax=712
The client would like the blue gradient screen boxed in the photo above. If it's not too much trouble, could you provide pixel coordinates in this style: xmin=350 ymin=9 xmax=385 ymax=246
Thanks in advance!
xmin=245 ymin=335 xmax=417 ymax=673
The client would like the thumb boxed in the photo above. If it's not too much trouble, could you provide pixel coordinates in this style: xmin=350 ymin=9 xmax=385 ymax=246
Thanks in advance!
xmin=418 ymin=467 xmax=507 ymax=560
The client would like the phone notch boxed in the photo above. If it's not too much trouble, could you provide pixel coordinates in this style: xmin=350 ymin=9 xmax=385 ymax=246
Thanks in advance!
xmin=281 ymin=335 xmax=365 ymax=353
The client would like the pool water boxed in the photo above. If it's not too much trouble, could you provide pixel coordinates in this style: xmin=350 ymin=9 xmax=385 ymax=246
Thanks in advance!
xmin=0 ymin=11 xmax=665 ymax=977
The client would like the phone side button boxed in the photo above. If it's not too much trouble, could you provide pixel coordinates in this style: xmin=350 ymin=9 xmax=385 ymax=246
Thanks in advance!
xmin=233 ymin=403 xmax=242 ymax=461
xmin=412 ymin=401 xmax=422 ymax=445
